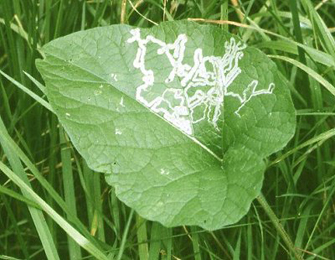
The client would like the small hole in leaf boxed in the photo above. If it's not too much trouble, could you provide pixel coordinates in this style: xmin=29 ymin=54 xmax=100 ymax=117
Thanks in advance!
xmin=112 ymin=162 xmax=120 ymax=174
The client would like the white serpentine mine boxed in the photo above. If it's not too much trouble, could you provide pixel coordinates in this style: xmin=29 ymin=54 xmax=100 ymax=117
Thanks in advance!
xmin=127 ymin=28 xmax=275 ymax=135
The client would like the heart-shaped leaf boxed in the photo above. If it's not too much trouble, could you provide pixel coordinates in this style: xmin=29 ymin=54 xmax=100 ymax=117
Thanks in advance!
xmin=36 ymin=21 xmax=295 ymax=230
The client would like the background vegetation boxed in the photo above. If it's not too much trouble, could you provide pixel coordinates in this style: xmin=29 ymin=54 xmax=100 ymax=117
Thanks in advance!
xmin=0 ymin=0 xmax=335 ymax=259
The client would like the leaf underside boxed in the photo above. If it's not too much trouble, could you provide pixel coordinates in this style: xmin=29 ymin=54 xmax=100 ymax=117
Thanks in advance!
xmin=37 ymin=21 xmax=295 ymax=230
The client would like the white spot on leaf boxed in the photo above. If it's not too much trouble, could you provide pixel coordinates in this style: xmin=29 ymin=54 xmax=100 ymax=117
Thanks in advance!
xmin=94 ymin=89 xmax=102 ymax=96
xmin=115 ymin=129 xmax=122 ymax=135
xmin=160 ymin=169 xmax=169 ymax=175
xmin=111 ymin=73 xmax=118 ymax=81
xmin=119 ymin=97 xmax=125 ymax=107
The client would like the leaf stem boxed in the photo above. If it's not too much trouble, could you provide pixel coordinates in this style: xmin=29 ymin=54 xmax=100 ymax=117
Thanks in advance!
xmin=257 ymin=193 xmax=303 ymax=260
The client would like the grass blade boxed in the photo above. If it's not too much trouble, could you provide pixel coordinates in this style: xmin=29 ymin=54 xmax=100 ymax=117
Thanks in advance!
xmin=0 ymin=117 xmax=60 ymax=260
xmin=0 ymin=184 xmax=40 ymax=208
xmin=0 ymin=161 xmax=109 ymax=260
xmin=268 ymin=55 xmax=335 ymax=97
xmin=0 ymin=70 xmax=53 ymax=112
xmin=136 ymin=214 xmax=149 ymax=260
xmin=289 ymin=0 xmax=307 ymax=64
xmin=59 ymin=126 xmax=82 ymax=259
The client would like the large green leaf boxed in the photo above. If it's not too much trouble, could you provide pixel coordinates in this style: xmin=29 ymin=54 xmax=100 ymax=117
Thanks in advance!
xmin=36 ymin=21 xmax=295 ymax=230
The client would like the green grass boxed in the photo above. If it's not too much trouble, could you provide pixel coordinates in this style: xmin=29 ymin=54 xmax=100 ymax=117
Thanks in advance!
xmin=0 ymin=0 xmax=335 ymax=259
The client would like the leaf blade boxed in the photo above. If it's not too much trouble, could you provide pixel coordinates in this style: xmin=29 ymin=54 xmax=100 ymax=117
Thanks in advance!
xmin=36 ymin=21 xmax=296 ymax=230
